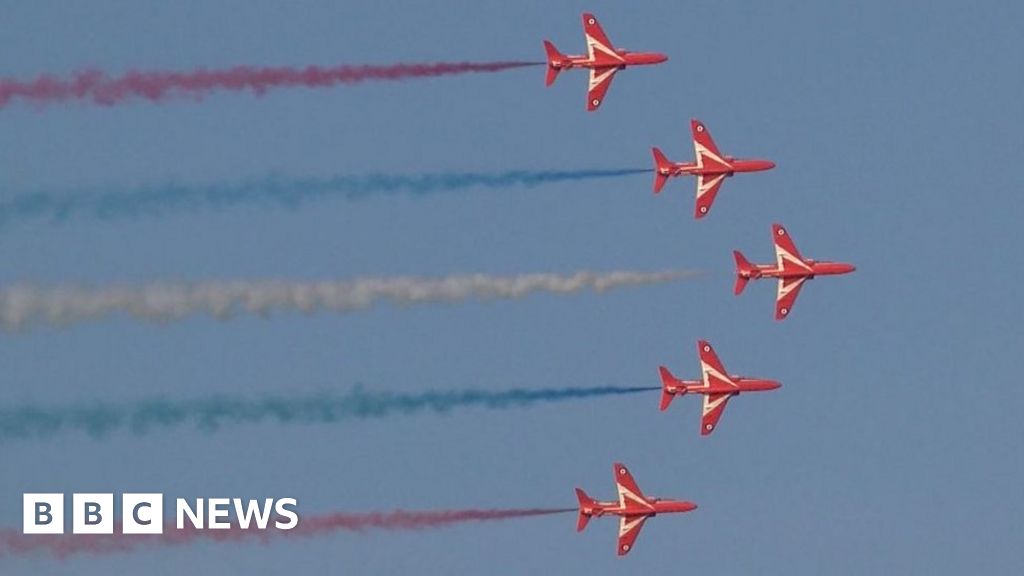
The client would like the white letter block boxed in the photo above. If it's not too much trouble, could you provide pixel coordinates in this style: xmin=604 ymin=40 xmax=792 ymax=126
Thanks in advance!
xmin=122 ymin=493 xmax=164 ymax=534
xmin=72 ymin=493 xmax=113 ymax=534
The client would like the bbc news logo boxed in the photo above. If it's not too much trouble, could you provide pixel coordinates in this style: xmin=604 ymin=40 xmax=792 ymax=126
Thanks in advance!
xmin=23 ymin=493 xmax=299 ymax=534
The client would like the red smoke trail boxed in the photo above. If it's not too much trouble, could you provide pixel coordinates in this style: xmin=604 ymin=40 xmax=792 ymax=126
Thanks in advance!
xmin=0 ymin=61 xmax=541 ymax=108
xmin=290 ymin=507 xmax=574 ymax=533
xmin=0 ymin=508 xmax=572 ymax=558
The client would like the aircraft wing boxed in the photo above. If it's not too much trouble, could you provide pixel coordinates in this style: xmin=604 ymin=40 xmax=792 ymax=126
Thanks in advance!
xmin=583 ymin=13 xmax=623 ymax=64
xmin=698 ymin=340 xmax=736 ymax=389
xmin=694 ymin=173 xmax=727 ymax=218
xmin=775 ymin=276 xmax=808 ymax=320
xmin=587 ymin=67 xmax=617 ymax=111
xmin=617 ymin=515 xmax=648 ymax=556
xmin=691 ymin=119 xmax=731 ymax=171
xmin=614 ymin=462 xmax=650 ymax=508
xmin=701 ymin=392 xmax=735 ymax=435
xmin=773 ymin=223 xmax=812 ymax=272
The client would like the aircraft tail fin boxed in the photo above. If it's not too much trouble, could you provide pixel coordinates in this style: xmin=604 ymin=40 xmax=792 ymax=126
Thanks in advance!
xmin=575 ymin=488 xmax=596 ymax=532
xmin=652 ymin=147 xmax=671 ymax=193
xmin=543 ymin=41 xmax=565 ymax=86
xmin=658 ymin=366 xmax=684 ymax=411
xmin=733 ymin=250 xmax=755 ymax=295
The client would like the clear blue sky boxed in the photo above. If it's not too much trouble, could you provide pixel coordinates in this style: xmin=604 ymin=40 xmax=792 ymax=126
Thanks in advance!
xmin=2 ymin=0 xmax=1023 ymax=573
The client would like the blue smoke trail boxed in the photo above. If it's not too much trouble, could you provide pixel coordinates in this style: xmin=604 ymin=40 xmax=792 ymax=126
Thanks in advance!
xmin=0 ymin=168 xmax=649 ymax=228
xmin=0 ymin=385 xmax=657 ymax=441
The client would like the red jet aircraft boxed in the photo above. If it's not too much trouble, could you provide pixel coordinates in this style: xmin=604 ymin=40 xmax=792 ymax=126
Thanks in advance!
xmin=659 ymin=340 xmax=781 ymax=435
xmin=734 ymin=223 xmax=856 ymax=320
xmin=575 ymin=462 xmax=697 ymax=556
xmin=544 ymin=13 xmax=668 ymax=111
xmin=652 ymin=119 xmax=776 ymax=218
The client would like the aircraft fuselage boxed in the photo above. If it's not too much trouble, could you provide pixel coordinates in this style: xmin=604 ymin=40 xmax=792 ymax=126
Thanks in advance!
xmin=580 ymin=498 xmax=698 ymax=518
xmin=740 ymin=261 xmax=857 ymax=280
xmin=660 ymin=157 xmax=776 ymax=178
xmin=663 ymin=377 xmax=781 ymax=396
xmin=549 ymin=50 xmax=668 ymax=70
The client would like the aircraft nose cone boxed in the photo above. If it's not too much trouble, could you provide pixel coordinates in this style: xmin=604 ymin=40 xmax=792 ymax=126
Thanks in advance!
xmin=768 ymin=380 xmax=782 ymax=390
xmin=765 ymin=160 xmax=776 ymax=170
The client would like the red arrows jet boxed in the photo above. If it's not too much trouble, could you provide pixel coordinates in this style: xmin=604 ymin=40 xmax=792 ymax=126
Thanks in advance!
xmin=652 ymin=119 xmax=776 ymax=218
xmin=734 ymin=223 xmax=856 ymax=320
xmin=659 ymin=340 xmax=781 ymax=435
xmin=575 ymin=462 xmax=696 ymax=556
xmin=544 ymin=13 xmax=668 ymax=111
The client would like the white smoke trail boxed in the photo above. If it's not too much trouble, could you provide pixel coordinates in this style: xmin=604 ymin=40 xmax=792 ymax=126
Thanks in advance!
xmin=0 ymin=270 xmax=697 ymax=330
